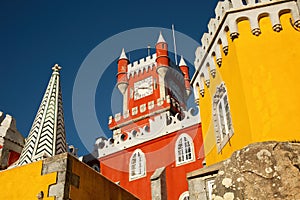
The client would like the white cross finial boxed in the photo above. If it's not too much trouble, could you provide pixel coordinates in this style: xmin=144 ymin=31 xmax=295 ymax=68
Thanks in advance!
xmin=52 ymin=64 xmax=62 ymax=72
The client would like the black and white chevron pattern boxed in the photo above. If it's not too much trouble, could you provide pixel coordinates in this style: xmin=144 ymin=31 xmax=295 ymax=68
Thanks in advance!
xmin=18 ymin=66 xmax=67 ymax=166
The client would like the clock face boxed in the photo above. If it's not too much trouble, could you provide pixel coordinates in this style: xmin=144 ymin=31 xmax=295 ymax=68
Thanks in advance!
xmin=134 ymin=76 xmax=153 ymax=100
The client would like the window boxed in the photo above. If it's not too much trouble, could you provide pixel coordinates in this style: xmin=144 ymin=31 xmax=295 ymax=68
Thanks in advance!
xmin=175 ymin=134 xmax=195 ymax=166
xmin=92 ymin=164 xmax=100 ymax=172
xmin=213 ymin=82 xmax=234 ymax=152
xmin=129 ymin=149 xmax=146 ymax=180
xmin=206 ymin=179 xmax=215 ymax=200
xmin=179 ymin=191 xmax=189 ymax=200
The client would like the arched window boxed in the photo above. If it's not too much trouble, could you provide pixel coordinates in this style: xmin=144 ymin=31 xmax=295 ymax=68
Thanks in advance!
xmin=179 ymin=191 xmax=190 ymax=200
xmin=175 ymin=134 xmax=195 ymax=166
xmin=92 ymin=164 xmax=100 ymax=172
xmin=213 ymin=82 xmax=234 ymax=152
xmin=129 ymin=149 xmax=146 ymax=180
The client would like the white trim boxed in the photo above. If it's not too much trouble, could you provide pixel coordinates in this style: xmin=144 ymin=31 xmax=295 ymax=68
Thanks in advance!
xmin=98 ymin=108 xmax=201 ymax=158
xmin=206 ymin=179 xmax=215 ymax=200
xmin=175 ymin=133 xmax=195 ymax=166
xmin=213 ymin=82 xmax=234 ymax=153
xmin=179 ymin=191 xmax=189 ymax=200
xmin=129 ymin=149 xmax=146 ymax=181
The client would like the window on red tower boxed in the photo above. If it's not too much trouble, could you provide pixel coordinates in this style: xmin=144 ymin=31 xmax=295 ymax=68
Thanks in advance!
xmin=179 ymin=191 xmax=190 ymax=200
xmin=175 ymin=134 xmax=195 ymax=166
xmin=129 ymin=149 xmax=146 ymax=180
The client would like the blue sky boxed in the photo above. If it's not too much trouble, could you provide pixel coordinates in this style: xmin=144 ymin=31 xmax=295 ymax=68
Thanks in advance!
xmin=0 ymin=1 xmax=218 ymax=155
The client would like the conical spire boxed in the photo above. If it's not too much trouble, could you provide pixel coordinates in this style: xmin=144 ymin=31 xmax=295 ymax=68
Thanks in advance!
xmin=179 ymin=55 xmax=187 ymax=66
xmin=119 ymin=48 xmax=128 ymax=60
xmin=157 ymin=31 xmax=166 ymax=43
xmin=18 ymin=64 xmax=67 ymax=166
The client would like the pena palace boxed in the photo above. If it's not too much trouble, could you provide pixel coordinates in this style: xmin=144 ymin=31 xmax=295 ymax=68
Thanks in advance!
xmin=1 ymin=0 xmax=300 ymax=199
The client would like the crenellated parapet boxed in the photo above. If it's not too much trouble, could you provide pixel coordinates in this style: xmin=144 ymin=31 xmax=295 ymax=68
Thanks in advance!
xmin=0 ymin=112 xmax=24 ymax=147
xmin=0 ymin=112 xmax=24 ymax=169
xmin=191 ymin=0 xmax=300 ymax=100
xmin=127 ymin=54 xmax=157 ymax=78
xmin=96 ymin=107 xmax=200 ymax=158
xmin=108 ymin=95 xmax=184 ymax=130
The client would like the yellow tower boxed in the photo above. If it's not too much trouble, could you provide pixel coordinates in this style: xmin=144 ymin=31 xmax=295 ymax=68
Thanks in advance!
xmin=191 ymin=0 xmax=300 ymax=166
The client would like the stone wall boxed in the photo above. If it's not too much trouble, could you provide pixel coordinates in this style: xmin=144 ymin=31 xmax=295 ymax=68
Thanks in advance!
xmin=212 ymin=142 xmax=300 ymax=200
xmin=0 ymin=112 xmax=24 ymax=169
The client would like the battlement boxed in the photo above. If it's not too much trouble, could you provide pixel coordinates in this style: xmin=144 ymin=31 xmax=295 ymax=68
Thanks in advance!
xmin=127 ymin=53 xmax=157 ymax=78
xmin=0 ymin=111 xmax=24 ymax=147
xmin=96 ymin=107 xmax=200 ymax=158
xmin=191 ymin=0 xmax=300 ymax=100
xmin=108 ymin=95 xmax=184 ymax=130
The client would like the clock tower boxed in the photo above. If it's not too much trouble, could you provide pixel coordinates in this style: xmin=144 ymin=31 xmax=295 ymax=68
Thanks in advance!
xmin=96 ymin=32 xmax=204 ymax=200
xmin=110 ymin=32 xmax=191 ymax=132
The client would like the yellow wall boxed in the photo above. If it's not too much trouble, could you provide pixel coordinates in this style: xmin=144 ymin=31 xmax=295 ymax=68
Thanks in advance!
xmin=200 ymin=12 xmax=300 ymax=166
xmin=69 ymin=155 xmax=138 ymax=200
xmin=0 ymin=154 xmax=138 ymax=200
xmin=236 ymin=13 xmax=300 ymax=142
xmin=0 ymin=161 xmax=57 ymax=200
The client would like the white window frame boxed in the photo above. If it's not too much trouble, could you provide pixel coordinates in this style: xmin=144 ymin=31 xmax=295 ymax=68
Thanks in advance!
xmin=213 ymin=82 xmax=234 ymax=153
xmin=129 ymin=149 xmax=146 ymax=181
xmin=175 ymin=133 xmax=195 ymax=166
xmin=179 ymin=191 xmax=189 ymax=200
xmin=206 ymin=179 xmax=215 ymax=200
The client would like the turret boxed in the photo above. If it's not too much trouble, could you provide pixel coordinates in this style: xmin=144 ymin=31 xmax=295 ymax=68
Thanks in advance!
xmin=179 ymin=56 xmax=191 ymax=97
xmin=156 ymin=32 xmax=169 ymax=77
xmin=117 ymin=48 xmax=129 ymax=94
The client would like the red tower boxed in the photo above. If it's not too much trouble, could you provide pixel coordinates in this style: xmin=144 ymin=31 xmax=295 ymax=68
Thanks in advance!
xmin=95 ymin=32 xmax=204 ymax=200
xmin=117 ymin=48 xmax=129 ymax=95
xmin=179 ymin=55 xmax=191 ymax=97
xmin=156 ymin=32 xmax=169 ymax=77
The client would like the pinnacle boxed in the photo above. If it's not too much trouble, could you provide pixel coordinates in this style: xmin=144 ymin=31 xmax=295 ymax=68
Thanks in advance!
xmin=17 ymin=66 xmax=66 ymax=166
xmin=119 ymin=48 xmax=128 ymax=60
xmin=157 ymin=31 xmax=166 ymax=44
xmin=52 ymin=64 xmax=62 ymax=72
xmin=179 ymin=55 xmax=187 ymax=66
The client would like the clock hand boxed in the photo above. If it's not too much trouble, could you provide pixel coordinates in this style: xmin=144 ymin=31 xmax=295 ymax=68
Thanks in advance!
xmin=138 ymin=87 xmax=150 ymax=90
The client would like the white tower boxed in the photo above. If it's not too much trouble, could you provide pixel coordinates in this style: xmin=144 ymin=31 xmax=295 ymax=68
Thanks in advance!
xmin=18 ymin=64 xmax=67 ymax=166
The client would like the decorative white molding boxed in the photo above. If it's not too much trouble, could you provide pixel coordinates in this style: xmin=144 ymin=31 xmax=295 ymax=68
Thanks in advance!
xmin=140 ymin=104 xmax=146 ymax=113
xmin=96 ymin=108 xmax=201 ymax=158
xmin=108 ymin=95 xmax=176 ymax=127
xmin=123 ymin=110 xmax=130 ymax=119
xmin=212 ymin=82 xmax=234 ymax=153
xmin=166 ymin=95 xmax=171 ymax=103
xmin=157 ymin=98 xmax=164 ymax=106
xmin=115 ymin=113 xmax=121 ymax=122
xmin=179 ymin=191 xmax=190 ymax=200
xmin=122 ymin=88 xmax=128 ymax=114
xmin=191 ymin=0 xmax=300 ymax=98
xmin=148 ymin=101 xmax=155 ymax=110
xmin=132 ymin=107 xmax=138 ymax=116
xmin=127 ymin=54 xmax=157 ymax=78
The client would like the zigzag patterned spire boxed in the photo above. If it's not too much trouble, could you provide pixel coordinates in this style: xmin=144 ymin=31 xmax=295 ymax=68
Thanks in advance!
xmin=18 ymin=64 xmax=67 ymax=166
